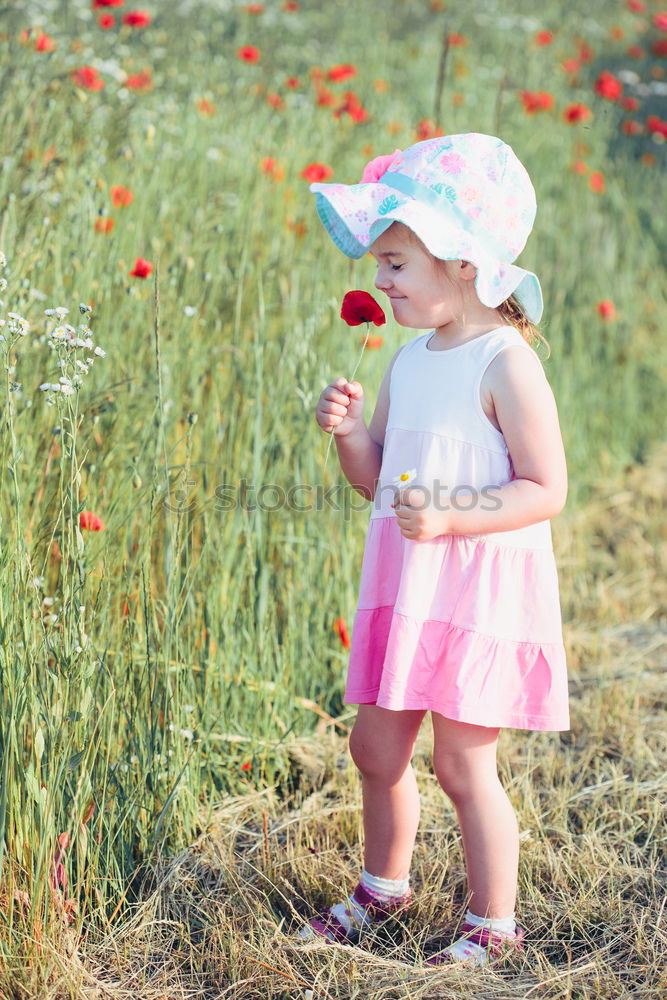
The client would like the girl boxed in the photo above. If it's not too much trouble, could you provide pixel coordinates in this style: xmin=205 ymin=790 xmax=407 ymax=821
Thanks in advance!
xmin=303 ymin=133 xmax=569 ymax=967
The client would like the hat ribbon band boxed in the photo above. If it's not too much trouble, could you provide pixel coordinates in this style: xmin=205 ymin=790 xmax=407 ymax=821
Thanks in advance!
xmin=377 ymin=170 xmax=512 ymax=263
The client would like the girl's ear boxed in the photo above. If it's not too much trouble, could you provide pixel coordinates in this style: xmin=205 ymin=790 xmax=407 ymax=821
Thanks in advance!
xmin=459 ymin=260 xmax=478 ymax=280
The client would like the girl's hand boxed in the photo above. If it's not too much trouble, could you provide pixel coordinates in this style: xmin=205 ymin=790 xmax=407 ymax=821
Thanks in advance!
xmin=316 ymin=377 xmax=365 ymax=438
xmin=391 ymin=487 xmax=452 ymax=541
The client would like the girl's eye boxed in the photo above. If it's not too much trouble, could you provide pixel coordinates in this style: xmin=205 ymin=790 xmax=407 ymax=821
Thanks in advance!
xmin=391 ymin=264 xmax=403 ymax=271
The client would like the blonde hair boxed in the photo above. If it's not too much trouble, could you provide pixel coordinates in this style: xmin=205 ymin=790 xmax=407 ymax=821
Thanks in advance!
xmin=388 ymin=221 xmax=551 ymax=359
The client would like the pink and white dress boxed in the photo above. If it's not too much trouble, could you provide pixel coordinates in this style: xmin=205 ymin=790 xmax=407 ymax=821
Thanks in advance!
xmin=344 ymin=326 xmax=570 ymax=731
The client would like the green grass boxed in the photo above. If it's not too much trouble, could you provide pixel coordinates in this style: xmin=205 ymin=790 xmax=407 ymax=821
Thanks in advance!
xmin=0 ymin=0 xmax=666 ymax=993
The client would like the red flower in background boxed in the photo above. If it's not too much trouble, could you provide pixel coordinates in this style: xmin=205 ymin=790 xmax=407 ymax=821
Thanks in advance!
xmin=620 ymin=96 xmax=640 ymax=111
xmin=415 ymin=118 xmax=443 ymax=140
xmin=237 ymin=45 xmax=261 ymax=63
xmin=597 ymin=300 xmax=616 ymax=320
xmin=285 ymin=76 xmax=300 ymax=89
xmin=594 ymin=71 xmax=623 ymax=101
xmin=341 ymin=291 xmax=386 ymax=327
xmin=447 ymin=32 xmax=468 ymax=46
xmin=534 ymin=30 xmax=554 ymax=46
xmin=93 ymin=0 xmax=125 ymax=6
xmin=654 ymin=39 xmax=667 ymax=56
xmin=110 ymin=184 xmax=133 ymax=206
xmin=520 ymin=90 xmax=554 ymax=113
xmin=301 ymin=162 xmax=333 ymax=182
xmin=35 ymin=33 xmax=56 ymax=51
xmin=621 ymin=120 xmax=642 ymax=134
xmin=626 ymin=0 xmax=646 ymax=11
xmin=122 ymin=10 xmax=151 ymax=27
xmin=125 ymin=70 xmax=153 ymax=90
xmin=94 ymin=217 xmax=115 ymax=233
xmin=654 ymin=12 xmax=667 ymax=31
xmin=646 ymin=115 xmax=667 ymax=138
xmin=80 ymin=511 xmax=105 ymax=531
xmin=129 ymin=257 xmax=152 ymax=277
xmin=98 ymin=13 xmax=115 ymax=27
xmin=327 ymin=63 xmax=357 ymax=82
xmin=333 ymin=617 xmax=351 ymax=648
xmin=71 ymin=66 xmax=105 ymax=91
xmin=589 ymin=171 xmax=605 ymax=193
xmin=564 ymin=102 xmax=591 ymax=123
xmin=283 ymin=0 xmax=299 ymax=9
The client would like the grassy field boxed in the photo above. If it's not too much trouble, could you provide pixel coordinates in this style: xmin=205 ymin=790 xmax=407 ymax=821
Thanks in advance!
xmin=0 ymin=0 xmax=665 ymax=996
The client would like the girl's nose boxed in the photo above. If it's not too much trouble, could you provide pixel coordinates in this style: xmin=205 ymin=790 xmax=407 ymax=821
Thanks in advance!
xmin=374 ymin=268 xmax=392 ymax=291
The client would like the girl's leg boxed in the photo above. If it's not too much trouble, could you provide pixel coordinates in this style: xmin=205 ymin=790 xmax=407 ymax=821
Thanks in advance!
xmin=430 ymin=712 xmax=519 ymax=918
xmin=349 ymin=704 xmax=427 ymax=880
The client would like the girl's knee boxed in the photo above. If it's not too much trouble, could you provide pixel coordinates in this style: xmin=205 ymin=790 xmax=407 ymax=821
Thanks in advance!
xmin=432 ymin=752 xmax=499 ymax=803
xmin=348 ymin=708 xmax=422 ymax=782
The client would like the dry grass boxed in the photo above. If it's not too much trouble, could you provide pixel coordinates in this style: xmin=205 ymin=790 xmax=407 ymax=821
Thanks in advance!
xmin=5 ymin=449 xmax=666 ymax=1000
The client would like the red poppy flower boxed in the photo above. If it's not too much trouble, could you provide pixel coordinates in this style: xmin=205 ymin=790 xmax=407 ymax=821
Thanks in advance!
xmin=626 ymin=46 xmax=644 ymax=59
xmin=534 ymin=30 xmax=554 ymax=46
xmin=594 ymin=71 xmax=623 ymax=101
xmin=237 ymin=45 xmax=261 ymax=63
xmin=654 ymin=13 xmax=667 ymax=31
xmin=653 ymin=39 xmax=667 ymax=56
xmin=588 ymin=171 xmax=605 ymax=193
xmin=300 ymin=162 xmax=333 ymax=182
xmin=447 ymin=32 xmax=468 ymax=46
xmin=285 ymin=76 xmax=300 ymax=89
xmin=71 ymin=66 xmax=105 ymax=91
xmin=341 ymin=290 xmax=386 ymax=327
xmin=621 ymin=120 xmax=642 ymax=135
xmin=125 ymin=70 xmax=152 ymax=90
xmin=129 ymin=257 xmax=152 ymax=277
xmin=570 ymin=160 xmax=588 ymax=175
xmin=244 ymin=3 xmax=264 ymax=12
xmin=362 ymin=334 xmax=384 ymax=349
xmin=561 ymin=57 xmax=581 ymax=75
xmin=240 ymin=761 xmax=252 ymax=771
xmin=197 ymin=98 xmax=215 ymax=115
xmin=93 ymin=0 xmax=124 ymax=6
xmin=80 ymin=511 xmax=105 ymax=531
xmin=415 ymin=118 xmax=443 ymax=140
xmin=283 ymin=0 xmax=299 ymax=9
xmin=315 ymin=86 xmax=335 ymax=107
xmin=597 ymin=300 xmax=616 ymax=320
xmin=563 ymin=102 xmax=591 ymax=123
xmin=646 ymin=115 xmax=667 ymax=138
xmin=94 ymin=217 xmax=114 ymax=233
xmin=267 ymin=92 xmax=285 ymax=110
xmin=519 ymin=90 xmax=554 ymax=113
xmin=327 ymin=63 xmax=357 ymax=82
xmin=110 ymin=184 xmax=133 ymax=207
xmin=333 ymin=617 xmax=351 ymax=648
xmin=620 ymin=96 xmax=640 ymax=111
xmin=610 ymin=26 xmax=625 ymax=41
xmin=35 ymin=33 xmax=56 ymax=51
xmin=260 ymin=157 xmax=284 ymax=181
xmin=122 ymin=10 xmax=151 ymax=27
xmin=98 ymin=13 xmax=115 ymax=27
xmin=626 ymin=0 xmax=645 ymax=10
xmin=577 ymin=40 xmax=594 ymax=62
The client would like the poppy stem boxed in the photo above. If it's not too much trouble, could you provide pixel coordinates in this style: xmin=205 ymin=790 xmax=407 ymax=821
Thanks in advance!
xmin=322 ymin=322 xmax=371 ymax=472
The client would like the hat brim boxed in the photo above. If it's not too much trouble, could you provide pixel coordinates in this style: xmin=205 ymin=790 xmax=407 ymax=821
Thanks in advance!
xmin=310 ymin=179 xmax=543 ymax=324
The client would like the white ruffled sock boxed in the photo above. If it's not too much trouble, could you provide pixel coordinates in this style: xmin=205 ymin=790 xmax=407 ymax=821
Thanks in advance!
xmin=444 ymin=909 xmax=517 ymax=966
xmin=299 ymin=869 xmax=410 ymax=941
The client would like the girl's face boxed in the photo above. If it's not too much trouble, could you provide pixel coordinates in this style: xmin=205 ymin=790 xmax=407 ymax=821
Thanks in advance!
xmin=369 ymin=222 xmax=469 ymax=331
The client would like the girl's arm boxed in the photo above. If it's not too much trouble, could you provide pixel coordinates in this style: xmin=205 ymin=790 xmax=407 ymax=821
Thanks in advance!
xmin=443 ymin=345 xmax=568 ymax=534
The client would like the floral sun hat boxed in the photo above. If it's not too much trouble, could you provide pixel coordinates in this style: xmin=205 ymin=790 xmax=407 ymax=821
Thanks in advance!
xmin=309 ymin=132 xmax=543 ymax=324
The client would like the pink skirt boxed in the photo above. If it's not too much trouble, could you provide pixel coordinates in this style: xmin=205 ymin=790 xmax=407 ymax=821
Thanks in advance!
xmin=344 ymin=516 xmax=570 ymax=731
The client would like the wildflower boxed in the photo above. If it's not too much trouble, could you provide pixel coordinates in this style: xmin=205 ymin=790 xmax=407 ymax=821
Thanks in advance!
xmin=98 ymin=13 xmax=115 ymax=28
xmin=519 ymin=90 xmax=554 ymax=113
xmin=267 ymin=92 xmax=285 ymax=110
xmin=315 ymin=86 xmax=336 ymax=107
xmin=654 ymin=13 xmax=667 ymax=31
xmin=283 ymin=0 xmax=298 ymax=9
xmin=237 ymin=45 xmax=261 ymax=63
xmin=653 ymin=39 xmax=667 ymax=57
xmin=179 ymin=728 xmax=193 ymax=740
xmin=94 ymin=217 xmax=114 ymax=233
xmin=327 ymin=63 xmax=357 ymax=82
xmin=110 ymin=185 xmax=133 ymax=207
xmin=393 ymin=469 xmax=417 ymax=489
xmin=597 ymin=300 xmax=616 ymax=320
xmin=620 ymin=96 xmax=640 ymax=111
xmin=447 ymin=32 xmax=468 ymax=46
xmin=621 ymin=120 xmax=642 ymax=134
xmin=563 ymin=103 xmax=591 ymax=123
xmin=646 ymin=115 xmax=667 ymax=138
xmin=577 ymin=40 xmax=594 ymax=63
xmin=129 ymin=257 xmax=152 ymax=278
xmin=71 ymin=66 xmax=104 ymax=91
xmin=35 ymin=33 xmax=56 ymax=52
xmin=197 ymin=98 xmax=215 ymax=115
xmin=93 ymin=0 xmax=125 ymax=6
xmin=300 ymin=162 xmax=333 ymax=182
xmin=285 ymin=76 xmax=300 ymax=89
xmin=374 ymin=78 xmax=389 ymax=92
xmin=122 ymin=10 xmax=151 ymax=27
xmin=627 ymin=46 xmax=645 ymax=59
xmin=594 ymin=71 xmax=623 ymax=101
xmin=589 ymin=170 xmax=605 ymax=193
xmin=340 ymin=290 xmax=386 ymax=327
xmin=561 ymin=57 xmax=581 ymax=75
xmin=333 ymin=617 xmax=351 ymax=648
xmin=240 ymin=761 xmax=252 ymax=771
xmin=361 ymin=334 xmax=384 ymax=349
xmin=415 ymin=118 xmax=443 ymax=140
xmin=125 ymin=70 xmax=152 ymax=91
xmin=534 ymin=30 xmax=554 ymax=46
xmin=243 ymin=3 xmax=264 ymax=12
xmin=79 ymin=511 xmax=105 ymax=531
xmin=626 ymin=0 xmax=646 ymax=10
xmin=260 ymin=157 xmax=284 ymax=181
xmin=570 ymin=160 xmax=588 ymax=174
